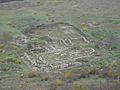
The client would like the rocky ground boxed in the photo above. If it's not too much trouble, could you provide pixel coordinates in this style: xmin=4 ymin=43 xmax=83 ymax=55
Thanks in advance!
xmin=19 ymin=23 xmax=95 ymax=73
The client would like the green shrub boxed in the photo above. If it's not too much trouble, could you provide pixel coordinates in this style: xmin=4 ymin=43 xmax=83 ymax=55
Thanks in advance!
xmin=74 ymin=84 xmax=86 ymax=90
xmin=112 ymin=20 xmax=120 ymax=24
xmin=4 ymin=56 xmax=21 ymax=64
xmin=92 ymin=20 xmax=98 ymax=25
xmin=102 ymin=61 xmax=120 ymax=79
xmin=28 ymin=68 xmax=39 ymax=78
xmin=11 ymin=44 xmax=18 ymax=49
xmin=28 ymin=72 xmax=37 ymax=78
xmin=89 ymin=67 xmax=99 ymax=75
xmin=41 ymin=76 xmax=49 ymax=81
xmin=0 ymin=44 xmax=4 ymax=49
xmin=108 ymin=62 xmax=120 ymax=79
xmin=0 ymin=44 xmax=4 ymax=52
xmin=64 ymin=71 xmax=72 ymax=79
xmin=81 ymin=23 xmax=89 ymax=32
xmin=0 ymin=67 xmax=9 ymax=71
xmin=55 ymin=79 xmax=63 ymax=86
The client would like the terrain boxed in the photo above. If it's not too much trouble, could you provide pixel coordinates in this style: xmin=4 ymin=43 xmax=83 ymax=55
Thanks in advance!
xmin=0 ymin=0 xmax=120 ymax=90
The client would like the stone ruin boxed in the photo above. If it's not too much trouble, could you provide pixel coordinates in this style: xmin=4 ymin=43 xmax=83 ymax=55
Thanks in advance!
xmin=17 ymin=23 xmax=95 ymax=73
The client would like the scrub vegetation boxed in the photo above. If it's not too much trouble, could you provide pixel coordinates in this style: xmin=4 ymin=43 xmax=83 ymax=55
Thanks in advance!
xmin=0 ymin=0 xmax=120 ymax=90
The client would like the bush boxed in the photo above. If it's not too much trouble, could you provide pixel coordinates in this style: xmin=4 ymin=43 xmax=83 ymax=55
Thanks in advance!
xmin=0 ymin=44 xmax=4 ymax=49
xmin=55 ymin=79 xmax=63 ymax=86
xmin=111 ymin=20 xmax=120 ymax=24
xmin=101 ymin=61 xmax=120 ymax=79
xmin=0 ymin=67 xmax=9 ymax=71
xmin=4 ymin=56 xmax=21 ymax=64
xmin=81 ymin=23 xmax=89 ymax=32
xmin=0 ymin=44 xmax=4 ymax=52
xmin=64 ymin=71 xmax=72 ymax=79
xmin=73 ymin=84 xmax=86 ymax=90
xmin=28 ymin=72 xmax=37 ymax=78
xmin=28 ymin=67 xmax=39 ymax=78
xmin=92 ymin=20 xmax=98 ymax=25
xmin=89 ymin=80 xmax=120 ymax=90
xmin=41 ymin=76 xmax=49 ymax=81
xmin=89 ymin=67 xmax=99 ymax=75
xmin=11 ymin=44 xmax=18 ymax=49
xmin=108 ymin=64 xmax=120 ymax=79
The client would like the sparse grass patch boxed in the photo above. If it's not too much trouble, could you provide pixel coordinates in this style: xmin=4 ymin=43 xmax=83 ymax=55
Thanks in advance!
xmin=111 ymin=20 xmax=120 ymax=24
xmin=64 ymin=71 xmax=72 ymax=79
xmin=107 ymin=61 xmax=120 ymax=79
xmin=73 ymin=84 xmax=86 ymax=90
xmin=4 ymin=56 xmax=21 ymax=64
xmin=0 ymin=44 xmax=4 ymax=52
xmin=81 ymin=23 xmax=90 ymax=32
xmin=0 ymin=44 xmax=4 ymax=49
xmin=28 ymin=68 xmax=39 ymax=78
xmin=55 ymin=79 xmax=63 ymax=86
xmin=28 ymin=72 xmax=37 ymax=78
xmin=41 ymin=76 xmax=49 ymax=81
xmin=89 ymin=67 xmax=99 ymax=75
xmin=92 ymin=20 xmax=98 ymax=25
xmin=11 ymin=44 xmax=18 ymax=49
xmin=0 ymin=66 xmax=9 ymax=72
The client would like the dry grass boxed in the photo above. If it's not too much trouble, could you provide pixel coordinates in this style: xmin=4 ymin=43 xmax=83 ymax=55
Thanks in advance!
xmin=88 ymin=80 xmax=120 ymax=90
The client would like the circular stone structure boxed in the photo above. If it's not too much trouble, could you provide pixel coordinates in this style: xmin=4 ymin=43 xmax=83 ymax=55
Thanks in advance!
xmin=18 ymin=23 xmax=95 ymax=72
